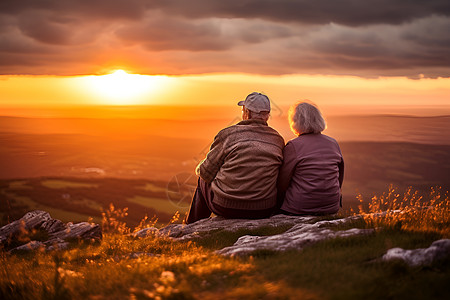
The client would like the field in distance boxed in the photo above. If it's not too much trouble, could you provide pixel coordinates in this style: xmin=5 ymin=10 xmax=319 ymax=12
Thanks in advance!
xmin=0 ymin=115 xmax=449 ymax=226
xmin=0 ymin=177 xmax=196 ymax=227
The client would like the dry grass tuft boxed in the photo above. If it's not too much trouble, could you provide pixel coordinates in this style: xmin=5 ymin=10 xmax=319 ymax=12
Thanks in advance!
xmin=354 ymin=185 xmax=450 ymax=237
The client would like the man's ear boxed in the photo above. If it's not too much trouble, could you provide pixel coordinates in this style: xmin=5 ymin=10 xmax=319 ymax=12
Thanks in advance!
xmin=242 ymin=107 xmax=248 ymax=120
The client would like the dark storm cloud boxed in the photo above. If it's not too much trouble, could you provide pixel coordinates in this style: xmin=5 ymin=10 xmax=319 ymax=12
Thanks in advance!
xmin=0 ymin=0 xmax=147 ymax=20
xmin=0 ymin=0 xmax=449 ymax=77
xmin=116 ymin=16 xmax=230 ymax=51
xmin=147 ymin=0 xmax=450 ymax=26
xmin=2 ymin=0 xmax=449 ymax=26
xmin=115 ymin=14 xmax=293 ymax=51
xmin=18 ymin=13 xmax=71 ymax=45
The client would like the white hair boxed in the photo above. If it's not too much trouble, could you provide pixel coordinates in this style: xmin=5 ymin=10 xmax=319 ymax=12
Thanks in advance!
xmin=289 ymin=101 xmax=326 ymax=135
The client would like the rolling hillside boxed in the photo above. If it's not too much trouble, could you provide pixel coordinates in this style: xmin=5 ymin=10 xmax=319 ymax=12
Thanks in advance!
xmin=0 ymin=115 xmax=449 ymax=225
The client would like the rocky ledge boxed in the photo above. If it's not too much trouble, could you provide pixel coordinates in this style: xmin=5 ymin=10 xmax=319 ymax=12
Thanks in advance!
xmin=133 ymin=214 xmax=450 ymax=265
xmin=2 ymin=211 xmax=449 ymax=267
xmin=133 ymin=214 xmax=375 ymax=256
xmin=0 ymin=210 xmax=102 ymax=252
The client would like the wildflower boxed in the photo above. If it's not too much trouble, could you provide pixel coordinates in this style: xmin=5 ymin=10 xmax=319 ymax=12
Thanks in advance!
xmin=160 ymin=271 xmax=175 ymax=283
xmin=57 ymin=267 xmax=84 ymax=278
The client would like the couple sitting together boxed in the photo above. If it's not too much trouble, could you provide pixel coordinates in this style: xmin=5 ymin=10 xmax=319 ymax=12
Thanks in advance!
xmin=185 ymin=92 xmax=344 ymax=224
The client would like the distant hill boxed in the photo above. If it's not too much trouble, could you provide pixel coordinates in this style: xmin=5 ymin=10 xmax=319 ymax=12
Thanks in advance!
xmin=0 ymin=115 xmax=449 ymax=224
xmin=1 ymin=114 xmax=449 ymax=144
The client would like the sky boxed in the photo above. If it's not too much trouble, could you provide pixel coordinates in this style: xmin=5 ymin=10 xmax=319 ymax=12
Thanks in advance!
xmin=0 ymin=0 xmax=449 ymax=117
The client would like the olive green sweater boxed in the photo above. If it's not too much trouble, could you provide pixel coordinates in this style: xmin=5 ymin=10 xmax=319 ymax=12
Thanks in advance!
xmin=196 ymin=119 xmax=284 ymax=210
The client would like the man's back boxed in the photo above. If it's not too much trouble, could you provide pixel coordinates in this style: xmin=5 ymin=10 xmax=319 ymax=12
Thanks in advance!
xmin=198 ymin=119 xmax=284 ymax=210
xmin=186 ymin=91 xmax=284 ymax=224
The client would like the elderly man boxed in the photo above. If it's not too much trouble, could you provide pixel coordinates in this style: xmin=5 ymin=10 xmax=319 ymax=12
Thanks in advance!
xmin=185 ymin=92 xmax=285 ymax=224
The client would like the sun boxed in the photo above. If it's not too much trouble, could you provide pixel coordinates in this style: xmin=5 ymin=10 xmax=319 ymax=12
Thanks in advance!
xmin=86 ymin=70 xmax=165 ymax=105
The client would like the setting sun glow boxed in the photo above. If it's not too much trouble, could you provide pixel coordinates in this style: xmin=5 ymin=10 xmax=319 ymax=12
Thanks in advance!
xmin=85 ymin=70 xmax=167 ymax=105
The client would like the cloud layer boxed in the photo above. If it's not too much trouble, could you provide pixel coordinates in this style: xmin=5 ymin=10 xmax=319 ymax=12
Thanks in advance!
xmin=0 ymin=0 xmax=449 ymax=77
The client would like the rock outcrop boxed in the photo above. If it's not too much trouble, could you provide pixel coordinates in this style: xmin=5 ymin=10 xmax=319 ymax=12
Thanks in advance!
xmin=217 ymin=219 xmax=374 ymax=256
xmin=4 ymin=211 xmax=448 ymax=266
xmin=382 ymin=239 xmax=450 ymax=267
xmin=141 ymin=214 xmax=318 ymax=239
xmin=0 ymin=210 xmax=102 ymax=252
xmin=133 ymin=214 xmax=375 ymax=256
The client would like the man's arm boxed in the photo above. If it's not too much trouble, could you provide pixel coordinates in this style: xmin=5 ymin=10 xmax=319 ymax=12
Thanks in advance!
xmin=196 ymin=131 xmax=227 ymax=183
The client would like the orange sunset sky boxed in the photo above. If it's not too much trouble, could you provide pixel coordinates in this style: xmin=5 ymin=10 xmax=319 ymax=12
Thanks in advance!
xmin=0 ymin=0 xmax=449 ymax=118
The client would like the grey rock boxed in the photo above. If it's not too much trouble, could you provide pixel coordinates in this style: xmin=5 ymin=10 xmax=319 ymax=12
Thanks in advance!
xmin=130 ymin=227 xmax=159 ymax=238
xmin=138 ymin=214 xmax=372 ymax=255
xmin=156 ymin=214 xmax=316 ymax=240
xmin=0 ymin=210 xmax=102 ymax=252
xmin=48 ymin=222 xmax=102 ymax=242
xmin=217 ymin=218 xmax=374 ymax=256
xmin=11 ymin=241 xmax=45 ymax=252
xmin=0 ymin=210 xmax=51 ymax=243
xmin=47 ymin=241 xmax=70 ymax=251
xmin=127 ymin=252 xmax=158 ymax=259
xmin=382 ymin=239 xmax=450 ymax=266
xmin=41 ymin=218 xmax=66 ymax=234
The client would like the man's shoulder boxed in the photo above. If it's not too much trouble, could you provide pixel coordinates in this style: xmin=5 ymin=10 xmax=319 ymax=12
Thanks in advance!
xmin=216 ymin=123 xmax=238 ymax=137
xmin=220 ymin=121 xmax=282 ymax=137
xmin=216 ymin=123 xmax=283 ymax=150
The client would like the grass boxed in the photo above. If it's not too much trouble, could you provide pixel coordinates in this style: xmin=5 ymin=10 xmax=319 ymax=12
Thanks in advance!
xmin=254 ymin=230 xmax=449 ymax=300
xmin=355 ymin=185 xmax=450 ymax=237
xmin=0 ymin=177 xmax=175 ymax=227
xmin=8 ymin=181 xmax=32 ymax=190
xmin=2 ymin=193 xmax=100 ymax=225
xmin=40 ymin=180 xmax=98 ymax=189
xmin=1 ymin=186 xmax=449 ymax=299
xmin=136 ymin=183 xmax=168 ymax=193
xmin=127 ymin=195 xmax=189 ymax=215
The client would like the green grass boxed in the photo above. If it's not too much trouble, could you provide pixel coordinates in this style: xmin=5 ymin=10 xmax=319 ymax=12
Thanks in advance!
xmin=254 ymin=229 xmax=448 ymax=300
xmin=127 ymin=195 xmax=189 ymax=214
xmin=0 ymin=177 xmax=176 ymax=226
xmin=3 ymin=193 xmax=100 ymax=224
xmin=1 ymin=186 xmax=449 ymax=299
xmin=136 ymin=183 xmax=167 ymax=193
xmin=40 ymin=180 xmax=98 ymax=189
xmin=8 ymin=181 xmax=32 ymax=190
xmin=1 ymin=228 xmax=448 ymax=300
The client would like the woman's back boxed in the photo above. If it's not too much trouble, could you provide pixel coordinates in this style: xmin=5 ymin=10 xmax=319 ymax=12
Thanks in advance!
xmin=278 ymin=133 xmax=344 ymax=215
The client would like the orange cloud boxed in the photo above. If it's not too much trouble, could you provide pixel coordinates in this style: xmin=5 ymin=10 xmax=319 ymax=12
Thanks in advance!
xmin=0 ymin=0 xmax=449 ymax=77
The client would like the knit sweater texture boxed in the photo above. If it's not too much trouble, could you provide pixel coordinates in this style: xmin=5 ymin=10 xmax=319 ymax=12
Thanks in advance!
xmin=196 ymin=119 xmax=284 ymax=210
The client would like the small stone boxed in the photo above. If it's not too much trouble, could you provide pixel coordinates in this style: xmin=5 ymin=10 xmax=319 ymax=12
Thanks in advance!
xmin=382 ymin=239 xmax=450 ymax=267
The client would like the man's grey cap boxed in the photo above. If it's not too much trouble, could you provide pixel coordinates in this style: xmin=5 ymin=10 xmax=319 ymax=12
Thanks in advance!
xmin=237 ymin=92 xmax=271 ymax=113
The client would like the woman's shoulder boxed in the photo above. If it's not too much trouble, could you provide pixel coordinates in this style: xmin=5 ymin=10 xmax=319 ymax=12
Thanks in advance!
xmin=320 ymin=133 xmax=339 ymax=143
xmin=290 ymin=133 xmax=340 ymax=147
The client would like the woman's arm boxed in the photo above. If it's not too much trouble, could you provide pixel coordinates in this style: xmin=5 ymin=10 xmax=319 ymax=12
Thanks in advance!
xmin=277 ymin=141 xmax=298 ymax=193
xmin=338 ymin=157 xmax=344 ymax=188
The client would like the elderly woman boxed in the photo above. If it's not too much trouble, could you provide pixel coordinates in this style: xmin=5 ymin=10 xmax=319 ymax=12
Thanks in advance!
xmin=277 ymin=102 xmax=344 ymax=215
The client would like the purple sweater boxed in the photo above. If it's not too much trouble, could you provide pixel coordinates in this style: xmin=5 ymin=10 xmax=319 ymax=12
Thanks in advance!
xmin=277 ymin=133 xmax=344 ymax=215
